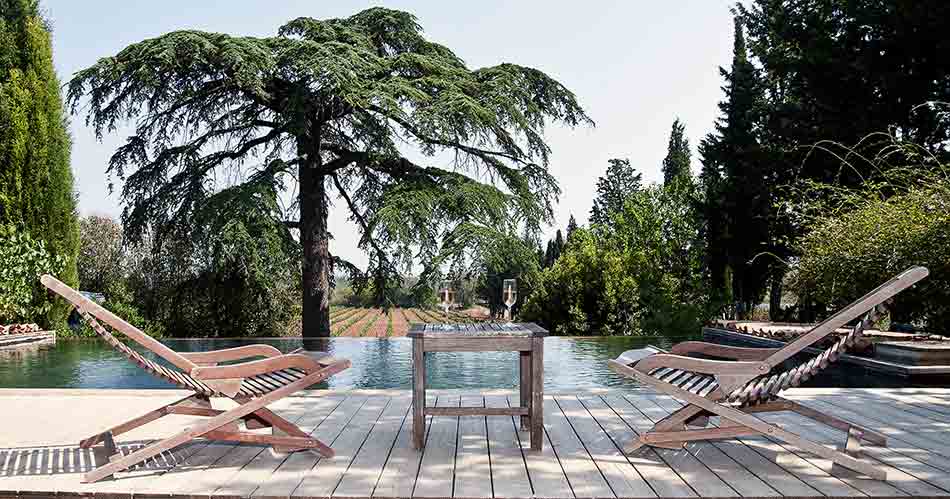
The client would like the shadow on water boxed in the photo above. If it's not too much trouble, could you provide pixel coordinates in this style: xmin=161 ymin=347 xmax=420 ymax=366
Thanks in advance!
xmin=0 ymin=330 xmax=926 ymax=390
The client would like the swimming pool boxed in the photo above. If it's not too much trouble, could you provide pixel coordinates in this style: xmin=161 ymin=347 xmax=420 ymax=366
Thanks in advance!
xmin=0 ymin=336 xmax=919 ymax=390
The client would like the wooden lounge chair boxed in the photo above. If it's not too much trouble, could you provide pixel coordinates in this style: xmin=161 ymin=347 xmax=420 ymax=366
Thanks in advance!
xmin=608 ymin=266 xmax=929 ymax=480
xmin=40 ymin=275 xmax=352 ymax=483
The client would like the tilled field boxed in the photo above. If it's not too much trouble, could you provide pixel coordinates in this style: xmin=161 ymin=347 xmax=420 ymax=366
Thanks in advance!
xmin=328 ymin=307 xmax=484 ymax=336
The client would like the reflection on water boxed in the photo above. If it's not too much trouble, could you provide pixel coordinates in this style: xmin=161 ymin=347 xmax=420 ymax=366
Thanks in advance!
xmin=0 ymin=336 xmax=693 ymax=390
xmin=0 ymin=334 xmax=917 ymax=390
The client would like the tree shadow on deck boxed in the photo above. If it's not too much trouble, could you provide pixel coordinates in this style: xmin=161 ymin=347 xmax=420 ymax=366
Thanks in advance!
xmin=0 ymin=440 xmax=195 ymax=478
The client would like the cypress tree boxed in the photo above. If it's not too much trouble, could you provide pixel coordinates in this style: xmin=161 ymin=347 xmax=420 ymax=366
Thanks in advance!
xmin=590 ymin=158 xmax=642 ymax=226
xmin=700 ymin=15 xmax=769 ymax=318
xmin=662 ymin=118 xmax=691 ymax=185
xmin=566 ymin=214 xmax=578 ymax=242
xmin=553 ymin=230 xmax=565 ymax=260
xmin=0 ymin=0 xmax=79 ymax=326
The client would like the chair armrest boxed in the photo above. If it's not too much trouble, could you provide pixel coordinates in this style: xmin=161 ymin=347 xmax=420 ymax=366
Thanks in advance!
xmin=180 ymin=345 xmax=283 ymax=366
xmin=670 ymin=341 xmax=779 ymax=361
xmin=635 ymin=353 xmax=770 ymax=376
xmin=190 ymin=353 xmax=321 ymax=380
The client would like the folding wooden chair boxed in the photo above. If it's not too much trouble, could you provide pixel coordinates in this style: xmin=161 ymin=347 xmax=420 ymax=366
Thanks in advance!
xmin=608 ymin=266 xmax=929 ymax=480
xmin=41 ymin=275 xmax=351 ymax=483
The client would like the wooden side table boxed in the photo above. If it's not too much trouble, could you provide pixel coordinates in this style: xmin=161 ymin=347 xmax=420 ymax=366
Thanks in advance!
xmin=408 ymin=322 xmax=548 ymax=451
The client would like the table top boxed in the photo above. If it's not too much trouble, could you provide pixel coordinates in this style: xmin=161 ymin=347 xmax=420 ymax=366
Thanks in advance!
xmin=407 ymin=322 xmax=547 ymax=338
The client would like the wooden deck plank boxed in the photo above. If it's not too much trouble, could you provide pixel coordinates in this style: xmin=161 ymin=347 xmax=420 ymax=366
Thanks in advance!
xmin=784 ymin=396 xmax=950 ymax=472
xmin=8 ymin=389 xmax=950 ymax=499
xmin=292 ymin=397 xmax=392 ymax=498
xmin=636 ymin=393 xmax=781 ymax=498
xmin=812 ymin=390 xmax=950 ymax=434
xmin=505 ymin=394 xmax=573 ymax=498
xmin=373 ymin=395 xmax=435 ymax=498
xmin=541 ymin=394 xmax=613 ymax=498
xmin=586 ymin=394 xmax=696 ymax=498
xmin=0 ymin=394 xmax=213 ymax=495
xmin=454 ymin=395 xmax=492 ymax=499
xmin=847 ymin=389 xmax=950 ymax=423
xmin=807 ymin=391 xmax=950 ymax=450
xmin=796 ymin=389 xmax=950 ymax=424
xmin=617 ymin=393 xmax=737 ymax=498
xmin=334 ymin=396 xmax=412 ymax=498
xmin=484 ymin=395 xmax=532 ymax=499
xmin=165 ymin=395 xmax=339 ymax=498
xmin=217 ymin=395 xmax=366 ymax=498
xmin=413 ymin=395 xmax=460 ymax=498
xmin=555 ymin=395 xmax=656 ymax=498
xmin=736 ymin=435 xmax=865 ymax=497
xmin=126 ymin=399 xmax=305 ymax=496
xmin=623 ymin=391 xmax=817 ymax=498
xmin=791 ymin=395 xmax=950 ymax=470
xmin=761 ymin=411 xmax=921 ymax=497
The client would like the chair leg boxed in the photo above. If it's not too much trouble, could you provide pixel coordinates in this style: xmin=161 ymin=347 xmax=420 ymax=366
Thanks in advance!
xmin=609 ymin=362 xmax=888 ymax=480
xmin=79 ymin=394 xmax=196 ymax=448
xmin=83 ymin=366 xmax=345 ymax=483
xmin=654 ymin=404 xmax=706 ymax=431
xmin=242 ymin=406 xmax=334 ymax=457
xmin=780 ymin=398 xmax=887 ymax=447
xmin=622 ymin=435 xmax=648 ymax=454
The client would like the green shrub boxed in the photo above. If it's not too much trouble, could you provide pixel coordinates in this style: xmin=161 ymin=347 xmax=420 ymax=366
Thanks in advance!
xmin=789 ymin=180 xmax=950 ymax=331
xmin=66 ymin=280 xmax=164 ymax=338
xmin=0 ymin=225 xmax=64 ymax=325
xmin=521 ymin=183 xmax=712 ymax=335
xmin=520 ymin=228 xmax=639 ymax=334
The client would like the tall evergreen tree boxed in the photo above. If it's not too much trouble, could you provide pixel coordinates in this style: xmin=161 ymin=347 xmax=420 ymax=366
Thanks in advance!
xmin=700 ymin=15 xmax=770 ymax=317
xmin=0 ymin=0 xmax=79 ymax=326
xmin=553 ymin=230 xmax=564 ymax=259
xmin=737 ymin=1 xmax=950 ymax=318
xmin=740 ymin=0 xmax=950 ymax=185
xmin=590 ymin=158 xmax=642 ymax=226
xmin=662 ymin=118 xmax=691 ymax=185
xmin=566 ymin=214 xmax=578 ymax=242
xmin=66 ymin=7 xmax=591 ymax=338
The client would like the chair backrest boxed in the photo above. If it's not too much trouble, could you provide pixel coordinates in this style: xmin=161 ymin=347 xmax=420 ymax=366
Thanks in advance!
xmin=764 ymin=266 xmax=929 ymax=366
xmin=41 ymin=275 xmax=197 ymax=372
xmin=730 ymin=266 xmax=928 ymax=403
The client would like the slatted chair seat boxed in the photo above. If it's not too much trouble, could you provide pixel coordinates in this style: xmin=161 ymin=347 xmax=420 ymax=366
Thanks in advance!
xmin=647 ymin=368 xmax=719 ymax=397
xmin=238 ymin=367 xmax=310 ymax=397
xmin=608 ymin=267 xmax=929 ymax=481
xmin=41 ymin=275 xmax=352 ymax=484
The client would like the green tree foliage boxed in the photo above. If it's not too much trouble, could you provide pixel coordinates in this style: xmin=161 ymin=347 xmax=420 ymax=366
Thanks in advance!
xmin=700 ymin=15 xmax=772 ymax=317
xmin=0 ymin=0 xmax=79 ymax=326
xmin=0 ymin=225 xmax=64 ymax=324
xmin=788 ymin=144 xmax=950 ymax=331
xmin=730 ymin=1 xmax=950 ymax=319
xmin=128 ymin=215 xmax=299 ymax=337
xmin=541 ymin=228 xmax=565 ymax=268
xmin=662 ymin=118 xmax=691 ymax=185
xmin=475 ymin=235 xmax=540 ymax=318
xmin=565 ymin=214 xmax=578 ymax=242
xmin=77 ymin=215 xmax=124 ymax=292
xmin=66 ymin=7 xmax=591 ymax=338
xmin=589 ymin=158 xmax=642 ymax=227
xmin=740 ymin=0 xmax=950 ymax=184
xmin=522 ymin=182 xmax=710 ymax=335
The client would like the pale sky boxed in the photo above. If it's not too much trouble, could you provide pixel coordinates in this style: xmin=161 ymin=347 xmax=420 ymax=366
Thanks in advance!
xmin=47 ymin=0 xmax=735 ymax=269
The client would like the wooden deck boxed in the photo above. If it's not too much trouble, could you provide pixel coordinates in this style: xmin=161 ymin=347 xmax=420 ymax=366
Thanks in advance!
xmin=3 ymin=388 xmax=950 ymax=498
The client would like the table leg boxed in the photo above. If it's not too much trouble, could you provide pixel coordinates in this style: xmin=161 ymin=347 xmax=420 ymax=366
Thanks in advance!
xmin=530 ymin=336 xmax=544 ymax=451
xmin=520 ymin=350 xmax=531 ymax=430
xmin=413 ymin=338 xmax=426 ymax=449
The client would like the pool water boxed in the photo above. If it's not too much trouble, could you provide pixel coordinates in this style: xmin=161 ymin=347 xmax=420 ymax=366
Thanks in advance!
xmin=0 ymin=336 xmax=920 ymax=390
